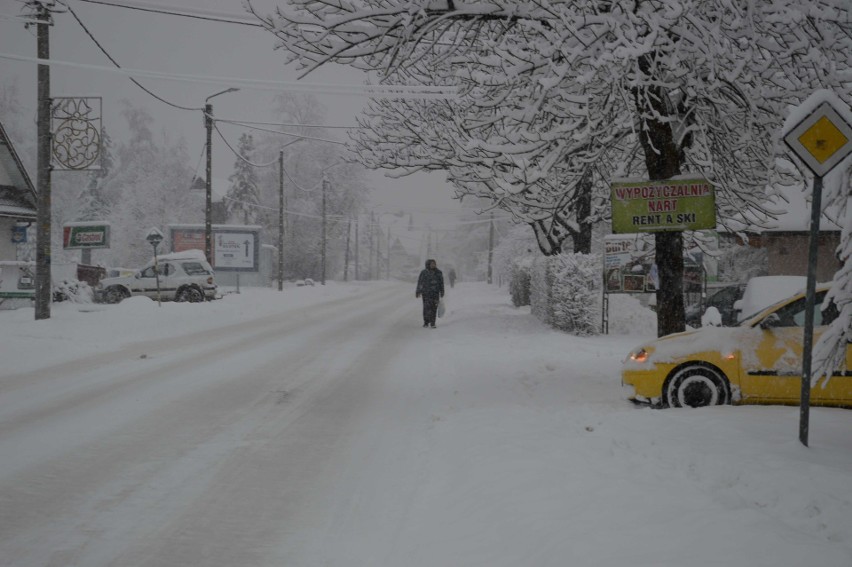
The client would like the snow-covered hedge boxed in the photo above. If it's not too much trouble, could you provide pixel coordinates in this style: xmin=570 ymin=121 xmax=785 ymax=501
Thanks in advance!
xmin=530 ymin=252 xmax=601 ymax=336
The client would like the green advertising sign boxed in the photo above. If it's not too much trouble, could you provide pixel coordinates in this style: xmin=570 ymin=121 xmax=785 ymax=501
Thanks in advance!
xmin=611 ymin=178 xmax=716 ymax=234
xmin=63 ymin=223 xmax=111 ymax=249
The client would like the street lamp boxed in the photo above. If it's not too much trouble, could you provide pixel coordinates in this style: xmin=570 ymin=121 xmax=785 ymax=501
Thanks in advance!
xmin=204 ymin=87 xmax=239 ymax=265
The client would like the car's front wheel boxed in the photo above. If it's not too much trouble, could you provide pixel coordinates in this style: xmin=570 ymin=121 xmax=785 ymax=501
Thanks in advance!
xmin=103 ymin=286 xmax=129 ymax=304
xmin=176 ymin=286 xmax=204 ymax=303
xmin=664 ymin=364 xmax=730 ymax=408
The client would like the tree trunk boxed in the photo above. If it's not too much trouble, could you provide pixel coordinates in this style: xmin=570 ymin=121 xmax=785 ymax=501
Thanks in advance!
xmin=573 ymin=174 xmax=593 ymax=254
xmin=635 ymin=54 xmax=685 ymax=337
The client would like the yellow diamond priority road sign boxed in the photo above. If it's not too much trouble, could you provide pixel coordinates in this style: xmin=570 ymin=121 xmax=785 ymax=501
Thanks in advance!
xmin=784 ymin=102 xmax=852 ymax=177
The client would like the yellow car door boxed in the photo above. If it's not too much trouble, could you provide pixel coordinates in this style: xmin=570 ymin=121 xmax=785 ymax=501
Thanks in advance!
xmin=740 ymin=291 xmax=851 ymax=406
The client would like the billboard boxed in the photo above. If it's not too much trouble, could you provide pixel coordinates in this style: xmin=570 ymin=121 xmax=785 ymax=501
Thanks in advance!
xmin=169 ymin=225 xmax=260 ymax=272
xmin=611 ymin=178 xmax=716 ymax=234
xmin=63 ymin=223 xmax=110 ymax=249
xmin=604 ymin=234 xmax=703 ymax=294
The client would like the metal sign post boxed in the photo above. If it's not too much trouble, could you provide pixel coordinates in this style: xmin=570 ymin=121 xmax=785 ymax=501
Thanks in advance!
xmin=783 ymin=98 xmax=852 ymax=447
xmin=146 ymin=228 xmax=165 ymax=307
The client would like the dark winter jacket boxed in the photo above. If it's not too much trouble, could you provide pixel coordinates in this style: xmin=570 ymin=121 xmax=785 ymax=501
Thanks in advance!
xmin=416 ymin=261 xmax=445 ymax=298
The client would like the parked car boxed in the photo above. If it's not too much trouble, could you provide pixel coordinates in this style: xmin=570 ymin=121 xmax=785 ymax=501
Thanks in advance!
xmin=622 ymin=284 xmax=850 ymax=408
xmin=684 ymin=283 xmax=746 ymax=327
xmin=732 ymin=275 xmax=807 ymax=323
xmin=96 ymin=250 xmax=217 ymax=304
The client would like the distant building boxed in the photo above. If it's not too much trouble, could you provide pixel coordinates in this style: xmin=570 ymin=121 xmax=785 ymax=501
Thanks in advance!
xmin=721 ymin=185 xmax=842 ymax=282
xmin=0 ymin=119 xmax=37 ymax=305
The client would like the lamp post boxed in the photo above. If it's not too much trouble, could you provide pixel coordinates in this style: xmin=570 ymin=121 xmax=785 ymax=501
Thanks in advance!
xmin=204 ymin=87 xmax=239 ymax=266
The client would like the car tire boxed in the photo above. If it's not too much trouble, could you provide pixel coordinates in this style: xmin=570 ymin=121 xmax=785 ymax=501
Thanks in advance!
xmin=103 ymin=286 xmax=129 ymax=304
xmin=664 ymin=364 xmax=730 ymax=408
xmin=176 ymin=286 xmax=204 ymax=303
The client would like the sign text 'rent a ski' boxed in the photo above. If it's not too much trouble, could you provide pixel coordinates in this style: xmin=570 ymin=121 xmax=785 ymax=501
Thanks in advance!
xmin=610 ymin=178 xmax=716 ymax=234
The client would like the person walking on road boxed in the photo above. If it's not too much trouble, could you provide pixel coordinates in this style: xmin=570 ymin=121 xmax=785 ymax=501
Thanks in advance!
xmin=416 ymin=259 xmax=444 ymax=328
xmin=448 ymin=268 xmax=457 ymax=288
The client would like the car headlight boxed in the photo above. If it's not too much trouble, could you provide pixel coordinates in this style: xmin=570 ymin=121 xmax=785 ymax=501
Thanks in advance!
xmin=628 ymin=348 xmax=649 ymax=363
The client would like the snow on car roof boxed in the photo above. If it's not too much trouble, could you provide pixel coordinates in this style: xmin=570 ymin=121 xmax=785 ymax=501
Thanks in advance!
xmin=153 ymin=249 xmax=208 ymax=263
xmin=736 ymin=275 xmax=808 ymax=322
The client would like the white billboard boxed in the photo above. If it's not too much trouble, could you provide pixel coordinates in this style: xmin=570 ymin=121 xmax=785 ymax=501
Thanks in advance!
xmin=215 ymin=231 xmax=257 ymax=270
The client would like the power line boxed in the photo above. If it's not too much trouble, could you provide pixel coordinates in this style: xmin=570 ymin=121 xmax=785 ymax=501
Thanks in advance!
xmin=216 ymin=118 xmax=356 ymax=130
xmin=0 ymin=52 xmax=458 ymax=99
xmin=60 ymin=0 xmax=202 ymax=111
xmin=215 ymin=119 xmax=348 ymax=145
xmin=73 ymin=0 xmax=264 ymax=27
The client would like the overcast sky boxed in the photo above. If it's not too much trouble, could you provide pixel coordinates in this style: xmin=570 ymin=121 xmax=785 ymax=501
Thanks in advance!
xmin=0 ymin=0 xmax=463 ymax=222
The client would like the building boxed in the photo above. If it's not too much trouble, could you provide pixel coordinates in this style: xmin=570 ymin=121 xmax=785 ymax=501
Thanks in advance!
xmin=0 ymin=119 xmax=37 ymax=306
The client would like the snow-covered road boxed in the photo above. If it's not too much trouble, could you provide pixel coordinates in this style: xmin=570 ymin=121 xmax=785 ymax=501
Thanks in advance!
xmin=1 ymin=284 xmax=431 ymax=565
xmin=1 ymin=282 xmax=851 ymax=567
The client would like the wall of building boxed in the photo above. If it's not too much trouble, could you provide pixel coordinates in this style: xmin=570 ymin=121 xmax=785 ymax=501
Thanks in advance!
xmin=0 ymin=218 xmax=15 ymax=261
xmin=767 ymin=232 xmax=841 ymax=282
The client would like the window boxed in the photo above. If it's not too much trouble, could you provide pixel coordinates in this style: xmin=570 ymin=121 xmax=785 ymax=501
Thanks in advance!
xmin=770 ymin=291 xmax=837 ymax=327
xmin=181 ymin=262 xmax=210 ymax=276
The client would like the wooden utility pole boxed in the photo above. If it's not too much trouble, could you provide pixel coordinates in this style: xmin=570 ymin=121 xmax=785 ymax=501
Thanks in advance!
xmin=34 ymin=1 xmax=52 ymax=320
xmin=368 ymin=211 xmax=375 ymax=280
xmin=354 ymin=216 xmax=360 ymax=280
xmin=386 ymin=227 xmax=391 ymax=280
xmin=343 ymin=218 xmax=352 ymax=281
xmin=277 ymin=150 xmax=284 ymax=290
xmin=321 ymin=175 xmax=328 ymax=285
xmin=487 ymin=212 xmax=494 ymax=284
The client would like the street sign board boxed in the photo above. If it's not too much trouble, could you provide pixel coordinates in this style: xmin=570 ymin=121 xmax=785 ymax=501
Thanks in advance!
xmin=145 ymin=227 xmax=164 ymax=247
xmin=611 ymin=178 xmax=716 ymax=234
xmin=62 ymin=223 xmax=110 ymax=249
xmin=603 ymin=234 xmax=703 ymax=294
xmin=784 ymin=101 xmax=852 ymax=177
xmin=169 ymin=225 xmax=260 ymax=271
xmin=215 ymin=231 xmax=256 ymax=270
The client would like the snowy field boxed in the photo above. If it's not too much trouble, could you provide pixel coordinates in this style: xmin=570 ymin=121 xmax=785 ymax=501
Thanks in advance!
xmin=1 ymin=281 xmax=850 ymax=567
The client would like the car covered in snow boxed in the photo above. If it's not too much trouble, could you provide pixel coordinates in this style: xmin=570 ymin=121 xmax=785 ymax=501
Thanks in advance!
xmin=622 ymin=285 xmax=851 ymax=408
xmin=96 ymin=250 xmax=217 ymax=304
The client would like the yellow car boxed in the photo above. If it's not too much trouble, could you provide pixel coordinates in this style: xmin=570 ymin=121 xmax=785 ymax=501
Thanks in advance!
xmin=622 ymin=285 xmax=852 ymax=408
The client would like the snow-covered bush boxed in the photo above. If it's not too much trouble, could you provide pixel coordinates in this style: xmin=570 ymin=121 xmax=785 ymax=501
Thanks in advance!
xmin=493 ymin=225 xmax=539 ymax=307
xmin=530 ymin=252 xmax=601 ymax=335
xmin=53 ymin=280 xmax=94 ymax=303
xmin=509 ymin=262 xmax=531 ymax=307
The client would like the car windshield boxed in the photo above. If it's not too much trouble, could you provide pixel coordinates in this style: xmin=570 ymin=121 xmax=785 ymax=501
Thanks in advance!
xmin=741 ymin=289 xmax=832 ymax=327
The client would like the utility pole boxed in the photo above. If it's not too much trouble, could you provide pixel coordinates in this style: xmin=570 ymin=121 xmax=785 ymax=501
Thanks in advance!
xmin=321 ymin=174 xmax=328 ymax=285
xmin=204 ymin=88 xmax=239 ymax=266
xmin=204 ymin=102 xmax=213 ymax=265
xmin=487 ymin=212 xmax=494 ymax=284
xmin=34 ymin=1 xmax=52 ymax=320
xmin=368 ymin=211 xmax=375 ymax=280
xmin=354 ymin=216 xmax=360 ymax=280
xmin=386 ymin=227 xmax=391 ymax=280
xmin=344 ymin=218 xmax=352 ymax=281
xmin=277 ymin=149 xmax=284 ymax=291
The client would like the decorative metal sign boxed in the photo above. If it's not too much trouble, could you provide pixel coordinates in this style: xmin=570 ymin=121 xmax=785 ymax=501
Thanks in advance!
xmin=51 ymin=97 xmax=102 ymax=171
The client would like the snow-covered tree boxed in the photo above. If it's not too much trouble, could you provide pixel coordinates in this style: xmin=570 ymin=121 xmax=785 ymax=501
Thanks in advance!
xmin=76 ymin=131 xmax=115 ymax=222
xmin=248 ymin=0 xmax=851 ymax=336
xmin=250 ymin=93 xmax=373 ymax=280
xmin=98 ymin=103 xmax=197 ymax=266
xmin=225 ymin=133 xmax=262 ymax=225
